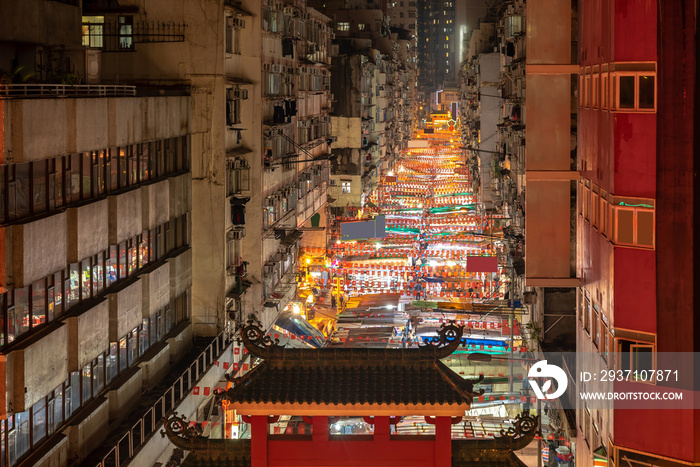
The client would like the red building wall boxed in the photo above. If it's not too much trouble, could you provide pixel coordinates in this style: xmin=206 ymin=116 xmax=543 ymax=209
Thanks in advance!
xmin=577 ymin=0 xmax=698 ymax=463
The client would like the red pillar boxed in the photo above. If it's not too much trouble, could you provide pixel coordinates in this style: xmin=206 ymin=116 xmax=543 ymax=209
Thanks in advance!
xmin=312 ymin=416 xmax=329 ymax=442
xmin=374 ymin=416 xmax=391 ymax=443
xmin=250 ymin=416 xmax=268 ymax=467
xmin=434 ymin=416 xmax=452 ymax=467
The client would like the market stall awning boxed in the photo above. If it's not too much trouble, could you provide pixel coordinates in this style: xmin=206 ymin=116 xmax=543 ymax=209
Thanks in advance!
xmin=345 ymin=293 xmax=400 ymax=309
xmin=273 ymin=312 xmax=326 ymax=348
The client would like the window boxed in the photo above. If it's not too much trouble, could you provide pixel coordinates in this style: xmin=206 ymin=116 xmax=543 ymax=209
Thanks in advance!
xmin=600 ymin=192 xmax=608 ymax=236
xmin=226 ymin=233 xmax=242 ymax=269
xmin=584 ymin=291 xmax=591 ymax=334
xmin=619 ymin=75 xmax=635 ymax=109
xmin=357 ymin=23 xmax=367 ymax=31
xmin=226 ymin=16 xmax=245 ymax=54
xmin=617 ymin=338 xmax=655 ymax=380
xmin=48 ymin=385 xmax=63 ymax=436
xmin=107 ymin=342 xmax=118 ymax=383
xmin=591 ymin=190 xmax=599 ymax=228
xmin=82 ymin=16 xmax=104 ymax=48
xmin=602 ymin=73 xmax=609 ymax=108
xmin=226 ymin=157 xmax=250 ymax=196
xmin=615 ymin=205 xmax=655 ymax=248
xmin=31 ymin=278 xmax=46 ymax=328
xmin=80 ymin=258 xmax=92 ymax=300
xmin=67 ymin=264 xmax=77 ymax=310
xmin=612 ymin=68 xmax=656 ymax=112
xmin=226 ymin=87 xmax=246 ymax=126
xmin=592 ymin=74 xmax=599 ymax=108
xmin=81 ymin=363 xmax=92 ymax=403
xmin=337 ymin=22 xmax=349 ymax=31
xmin=119 ymin=337 xmax=127 ymax=372
xmin=638 ymin=75 xmax=655 ymax=109
xmin=118 ymin=16 xmax=133 ymax=50
xmin=128 ymin=328 xmax=138 ymax=366
xmin=593 ymin=304 xmax=601 ymax=348
xmin=341 ymin=181 xmax=351 ymax=194
xmin=32 ymin=398 xmax=46 ymax=445
xmin=140 ymin=319 xmax=149 ymax=355
xmin=601 ymin=320 xmax=609 ymax=362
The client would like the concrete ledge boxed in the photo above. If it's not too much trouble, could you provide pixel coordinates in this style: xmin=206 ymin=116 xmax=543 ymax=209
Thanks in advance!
xmin=526 ymin=170 xmax=579 ymax=180
xmin=526 ymin=64 xmax=579 ymax=74
xmin=64 ymin=396 xmax=110 ymax=462
xmin=105 ymin=366 xmax=143 ymax=422
xmin=17 ymin=432 xmax=68 ymax=467
xmin=524 ymin=278 xmax=580 ymax=288
xmin=138 ymin=340 xmax=171 ymax=389
xmin=167 ymin=321 xmax=193 ymax=362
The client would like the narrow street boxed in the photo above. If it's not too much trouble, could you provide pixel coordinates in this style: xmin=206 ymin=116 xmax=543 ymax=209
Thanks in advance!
xmin=301 ymin=115 xmax=538 ymax=425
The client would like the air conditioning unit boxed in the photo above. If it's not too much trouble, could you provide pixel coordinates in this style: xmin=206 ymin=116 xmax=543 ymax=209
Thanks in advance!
xmin=227 ymin=228 xmax=246 ymax=240
xmin=231 ymin=88 xmax=248 ymax=100
xmin=233 ymin=157 xmax=249 ymax=169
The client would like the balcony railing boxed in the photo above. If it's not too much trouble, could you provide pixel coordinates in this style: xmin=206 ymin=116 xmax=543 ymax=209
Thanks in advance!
xmin=86 ymin=331 xmax=230 ymax=467
xmin=0 ymin=83 xmax=136 ymax=99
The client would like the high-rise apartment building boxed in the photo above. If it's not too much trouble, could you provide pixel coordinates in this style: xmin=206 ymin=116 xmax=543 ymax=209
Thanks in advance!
xmin=576 ymin=0 xmax=698 ymax=465
xmin=308 ymin=1 xmax=416 ymax=214
xmin=417 ymin=0 xmax=457 ymax=93
xmin=0 ymin=0 xmax=333 ymax=465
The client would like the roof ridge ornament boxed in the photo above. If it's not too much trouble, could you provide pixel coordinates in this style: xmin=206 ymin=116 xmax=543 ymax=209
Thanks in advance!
xmin=238 ymin=316 xmax=283 ymax=358
xmin=419 ymin=321 xmax=464 ymax=358
xmin=498 ymin=411 xmax=539 ymax=441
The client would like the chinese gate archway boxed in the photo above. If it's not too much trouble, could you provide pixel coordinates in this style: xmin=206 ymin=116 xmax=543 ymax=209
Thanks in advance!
xmin=163 ymin=320 xmax=537 ymax=466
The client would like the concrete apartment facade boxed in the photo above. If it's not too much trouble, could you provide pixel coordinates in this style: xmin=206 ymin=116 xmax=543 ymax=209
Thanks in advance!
xmin=0 ymin=0 xmax=332 ymax=465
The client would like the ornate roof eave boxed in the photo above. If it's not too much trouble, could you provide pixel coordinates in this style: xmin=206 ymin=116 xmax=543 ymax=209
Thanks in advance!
xmin=452 ymin=412 xmax=540 ymax=460
xmin=162 ymin=411 xmax=538 ymax=464
xmin=238 ymin=318 xmax=466 ymax=361
xmin=160 ymin=412 xmax=251 ymax=456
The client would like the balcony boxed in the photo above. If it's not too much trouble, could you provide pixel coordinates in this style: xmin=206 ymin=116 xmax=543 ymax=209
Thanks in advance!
xmin=0 ymin=83 xmax=136 ymax=99
xmin=83 ymin=331 xmax=231 ymax=467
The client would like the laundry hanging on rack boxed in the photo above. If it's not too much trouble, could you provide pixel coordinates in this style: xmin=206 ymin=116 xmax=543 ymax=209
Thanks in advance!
xmin=274 ymin=105 xmax=286 ymax=123
xmin=231 ymin=197 xmax=250 ymax=225
xmin=282 ymin=38 xmax=294 ymax=58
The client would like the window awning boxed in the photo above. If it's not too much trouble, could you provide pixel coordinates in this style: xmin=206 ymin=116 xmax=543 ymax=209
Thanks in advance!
xmin=226 ymin=77 xmax=254 ymax=85
xmin=224 ymin=0 xmax=253 ymax=16
xmin=281 ymin=229 xmax=303 ymax=246
xmin=226 ymin=146 xmax=253 ymax=157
